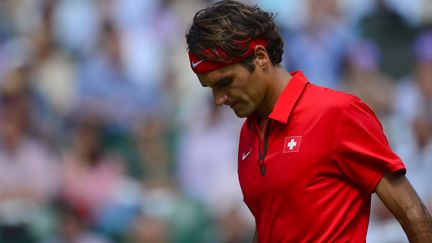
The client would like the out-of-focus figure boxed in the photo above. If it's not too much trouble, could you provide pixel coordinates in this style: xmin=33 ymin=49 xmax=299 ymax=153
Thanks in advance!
xmin=29 ymin=0 xmax=77 ymax=121
xmin=44 ymin=202 xmax=111 ymax=243
xmin=129 ymin=214 xmax=169 ymax=243
xmin=76 ymin=19 xmax=143 ymax=130
xmin=177 ymin=95 xmax=253 ymax=242
xmin=368 ymin=30 xmax=432 ymax=243
xmin=360 ymin=0 xmax=417 ymax=79
xmin=0 ymin=68 xmax=59 ymax=243
xmin=341 ymin=39 xmax=395 ymax=121
xmin=392 ymin=30 xmax=432 ymax=206
xmin=58 ymin=115 xmax=141 ymax=241
xmin=177 ymin=96 xmax=243 ymax=210
xmin=283 ymin=0 xmax=352 ymax=89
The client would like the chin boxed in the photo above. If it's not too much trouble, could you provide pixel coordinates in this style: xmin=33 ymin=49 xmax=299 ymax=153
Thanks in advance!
xmin=234 ymin=112 xmax=247 ymax=118
xmin=233 ymin=107 xmax=253 ymax=118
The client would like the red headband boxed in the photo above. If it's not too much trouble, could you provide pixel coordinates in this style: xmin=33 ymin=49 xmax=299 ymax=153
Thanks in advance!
xmin=188 ymin=39 xmax=268 ymax=74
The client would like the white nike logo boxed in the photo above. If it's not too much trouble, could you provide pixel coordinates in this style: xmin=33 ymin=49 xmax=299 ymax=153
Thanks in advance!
xmin=242 ymin=148 xmax=252 ymax=160
xmin=191 ymin=59 xmax=204 ymax=68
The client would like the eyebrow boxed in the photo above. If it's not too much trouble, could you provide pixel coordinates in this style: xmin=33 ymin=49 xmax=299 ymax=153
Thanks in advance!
xmin=199 ymin=75 xmax=233 ymax=88
xmin=212 ymin=76 xmax=233 ymax=87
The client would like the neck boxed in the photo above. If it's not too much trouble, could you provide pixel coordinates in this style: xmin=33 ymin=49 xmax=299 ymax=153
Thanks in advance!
xmin=256 ymin=66 xmax=292 ymax=119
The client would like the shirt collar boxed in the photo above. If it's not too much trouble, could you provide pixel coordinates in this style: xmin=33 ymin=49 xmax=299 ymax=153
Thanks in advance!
xmin=247 ymin=71 xmax=310 ymax=127
xmin=269 ymin=71 xmax=309 ymax=123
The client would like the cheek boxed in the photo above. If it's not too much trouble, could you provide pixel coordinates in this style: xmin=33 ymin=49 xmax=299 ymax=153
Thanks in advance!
xmin=231 ymin=85 xmax=254 ymax=103
xmin=243 ymin=81 xmax=264 ymax=103
xmin=231 ymin=72 xmax=261 ymax=102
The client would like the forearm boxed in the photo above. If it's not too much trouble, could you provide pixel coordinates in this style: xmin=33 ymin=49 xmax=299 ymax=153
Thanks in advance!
xmin=398 ymin=201 xmax=432 ymax=242
xmin=375 ymin=172 xmax=432 ymax=242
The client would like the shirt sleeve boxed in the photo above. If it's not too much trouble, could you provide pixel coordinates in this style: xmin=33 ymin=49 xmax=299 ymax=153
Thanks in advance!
xmin=332 ymin=96 xmax=406 ymax=193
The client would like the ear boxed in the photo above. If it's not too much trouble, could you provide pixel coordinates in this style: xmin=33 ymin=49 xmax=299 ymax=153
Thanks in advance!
xmin=254 ymin=45 xmax=270 ymax=68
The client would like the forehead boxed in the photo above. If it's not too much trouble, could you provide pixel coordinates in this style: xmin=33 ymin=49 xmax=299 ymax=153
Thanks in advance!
xmin=197 ymin=64 xmax=240 ymax=87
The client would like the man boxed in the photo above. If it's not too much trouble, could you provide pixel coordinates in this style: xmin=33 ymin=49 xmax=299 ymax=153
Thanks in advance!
xmin=185 ymin=1 xmax=432 ymax=242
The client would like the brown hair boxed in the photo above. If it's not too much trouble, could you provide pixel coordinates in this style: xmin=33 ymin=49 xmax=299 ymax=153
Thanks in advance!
xmin=186 ymin=0 xmax=284 ymax=71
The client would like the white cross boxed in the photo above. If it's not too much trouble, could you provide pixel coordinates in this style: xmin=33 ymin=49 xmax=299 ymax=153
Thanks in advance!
xmin=287 ymin=139 xmax=297 ymax=150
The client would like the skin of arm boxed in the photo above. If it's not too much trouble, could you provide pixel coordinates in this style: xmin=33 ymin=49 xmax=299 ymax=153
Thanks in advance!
xmin=375 ymin=171 xmax=432 ymax=242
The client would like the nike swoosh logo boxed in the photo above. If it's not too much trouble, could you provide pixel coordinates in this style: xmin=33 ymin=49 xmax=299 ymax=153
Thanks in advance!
xmin=242 ymin=148 xmax=252 ymax=160
xmin=191 ymin=59 xmax=204 ymax=68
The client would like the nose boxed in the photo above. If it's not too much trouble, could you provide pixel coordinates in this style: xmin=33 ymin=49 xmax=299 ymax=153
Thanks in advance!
xmin=212 ymin=89 xmax=228 ymax=106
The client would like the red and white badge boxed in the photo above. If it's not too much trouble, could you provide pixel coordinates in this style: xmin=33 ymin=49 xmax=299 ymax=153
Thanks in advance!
xmin=284 ymin=136 xmax=302 ymax=153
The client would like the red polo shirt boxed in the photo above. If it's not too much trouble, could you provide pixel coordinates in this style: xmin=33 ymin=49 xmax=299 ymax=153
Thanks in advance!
xmin=238 ymin=71 xmax=405 ymax=242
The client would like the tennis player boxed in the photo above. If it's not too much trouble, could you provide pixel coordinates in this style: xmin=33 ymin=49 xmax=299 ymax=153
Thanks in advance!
xmin=186 ymin=1 xmax=432 ymax=242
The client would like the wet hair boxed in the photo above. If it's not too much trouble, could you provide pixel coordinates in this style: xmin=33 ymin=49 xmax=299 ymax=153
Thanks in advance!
xmin=186 ymin=0 xmax=284 ymax=72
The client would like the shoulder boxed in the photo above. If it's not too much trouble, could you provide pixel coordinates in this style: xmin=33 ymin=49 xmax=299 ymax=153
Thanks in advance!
xmin=302 ymin=84 xmax=364 ymax=116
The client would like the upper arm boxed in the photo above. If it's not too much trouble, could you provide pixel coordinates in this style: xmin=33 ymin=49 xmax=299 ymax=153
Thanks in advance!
xmin=374 ymin=171 xmax=419 ymax=215
xmin=375 ymin=171 xmax=432 ymax=242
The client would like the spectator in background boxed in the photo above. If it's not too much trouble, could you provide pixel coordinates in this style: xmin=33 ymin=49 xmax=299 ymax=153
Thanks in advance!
xmin=128 ymin=214 xmax=169 ymax=243
xmin=368 ymin=30 xmax=432 ymax=243
xmin=341 ymin=40 xmax=395 ymax=122
xmin=177 ymin=96 xmax=243 ymax=210
xmin=59 ymin=114 xmax=141 ymax=241
xmin=76 ymin=19 xmax=144 ymax=131
xmin=135 ymin=178 xmax=217 ymax=243
xmin=177 ymin=96 xmax=252 ymax=242
xmin=52 ymin=0 xmax=100 ymax=56
xmin=282 ymin=0 xmax=352 ymax=89
xmin=45 ymin=202 xmax=111 ymax=243
xmin=394 ymin=30 xmax=432 ymax=122
xmin=133 ymin=115 xmax=172 ymax=181
xmin=129 ymin=100 xmax=218 ymax=243
xmin=360 ymin=0 xmax=417 ymax=79
xmin=29 ymin=0 xmax=77 ymax=123
xmin=392 ymin=30 xmax=432 ymax=207
xmin=0 ymin=72 xmax=59 ymax=243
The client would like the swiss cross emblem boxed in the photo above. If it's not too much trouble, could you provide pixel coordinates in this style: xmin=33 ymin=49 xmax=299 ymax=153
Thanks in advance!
xmin=284 ymin=136 xmax=302 ymax=153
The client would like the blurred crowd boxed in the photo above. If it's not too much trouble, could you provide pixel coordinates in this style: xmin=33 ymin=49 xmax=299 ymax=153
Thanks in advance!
xmin=0 ymin=0 xmax=430 ymax=242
